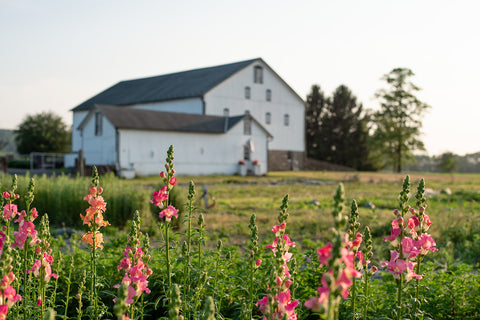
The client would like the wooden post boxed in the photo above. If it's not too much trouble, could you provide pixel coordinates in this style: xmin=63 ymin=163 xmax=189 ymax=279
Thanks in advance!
xmin=78 ymin=149 xmax=85 ymax=176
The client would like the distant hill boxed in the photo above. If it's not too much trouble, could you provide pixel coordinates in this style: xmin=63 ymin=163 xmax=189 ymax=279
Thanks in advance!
xmin=0 ymin=129 xmax=17 ymax=155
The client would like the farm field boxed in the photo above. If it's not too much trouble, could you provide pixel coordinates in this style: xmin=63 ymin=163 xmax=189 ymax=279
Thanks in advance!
xmin=1 ymin=169 xmax=480 ymax=319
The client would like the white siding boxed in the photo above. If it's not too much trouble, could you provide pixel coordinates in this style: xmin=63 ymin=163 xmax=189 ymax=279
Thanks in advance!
xmin=130 ymin=97 xmax=203 ymax=114
xmin=204 ymin=61 xmax=305 ymax=152
xmin=118 ymin=119 xmax=269 ymax=176
xmin=79 ymin=115 xmax=117 ymax=165
xmin=72 ymin=111 xmax=89 ymax=152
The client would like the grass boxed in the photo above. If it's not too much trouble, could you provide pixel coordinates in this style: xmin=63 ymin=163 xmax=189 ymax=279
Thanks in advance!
xmin=123 ymin=170 xmax=480 ymax=259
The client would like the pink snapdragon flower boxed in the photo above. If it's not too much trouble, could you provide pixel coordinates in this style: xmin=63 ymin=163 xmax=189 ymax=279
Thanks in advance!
xmin=115 ymin=246 xmax=152 ymax=307
xmin=29 ymin=251 xmax=58 ymax=282
xmin=415 ymin=233 xmax=438 ymax=255
xmin=350 ymin=232 xmax=363 ymax=250
xmin=159 ymin=205 xmax=179 ymax=222
xmin=381 ymin=250 xmax=421 ymax=281
xmin=401 ymin=238 xmax=420 ymax=259
xmin=12 ymin=218 xmax=39 ymax=249
xmin=317 ymin=242 xmax=333 ymax=266
xmin=0 ymin=272 xmax=21 ymax=318
xmin=2 ymin=204 xmax=18 ymax=221
xmin=272 ymin=222 xmax=286 ymax=236
xmin=150 ymin=186 xmax=168 ymax=207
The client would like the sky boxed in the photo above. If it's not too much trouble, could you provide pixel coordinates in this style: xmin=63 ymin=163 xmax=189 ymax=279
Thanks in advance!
xmin=1 ymin=0 xmax=479 ymax=156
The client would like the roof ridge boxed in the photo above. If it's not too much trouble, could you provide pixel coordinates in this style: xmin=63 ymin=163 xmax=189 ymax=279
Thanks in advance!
xmin=72 ymin=58 xmax=262 ymax=112
xmin=117 ymin=58 xmax=261 ymax=83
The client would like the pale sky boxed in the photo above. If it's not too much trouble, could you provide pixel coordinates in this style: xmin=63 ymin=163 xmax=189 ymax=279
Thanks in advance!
xmin=1 ymin=0 xmax=479 ymax=156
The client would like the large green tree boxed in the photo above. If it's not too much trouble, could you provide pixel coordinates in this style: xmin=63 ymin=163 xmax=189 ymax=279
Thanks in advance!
xmin=437 ymin=151 xmax=459 ymax=173
xmin=15 ymin=111 xmax=71 ymax=154
xmin=371 ymin=68 xmax=430 ymax=172
xmin=305 ymin=84 xmax=327 ymax=159
xmin=318 ymin=85 xmax=372 ymax=170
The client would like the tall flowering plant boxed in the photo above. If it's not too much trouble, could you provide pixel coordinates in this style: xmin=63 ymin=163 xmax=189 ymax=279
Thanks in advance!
xmin=256 ymin=195 xmax=299 ymax=320
xmin=357 ymin=226 xmax=377 ymax=320
xmin=2 ymin=175 xmax=20 ymax=236
xmin=29 ymin=214 xmax=58 ymax=319
xmin=381 ymin=176 xmax=438 ymax=319
xmin=114 ymin=211 xmax=152 ymax=320
xmin=81 ymin=166 xmax=109 ymax=319
xmin=11 ymin=178 xmax=40 ymax=320
xmin=150 ymin=145 xmax=178 ymax=288
xmin=305 ymin=184 xmax=362 ymax=320
xmin=0 ymin=226 xmax=22 ymax=319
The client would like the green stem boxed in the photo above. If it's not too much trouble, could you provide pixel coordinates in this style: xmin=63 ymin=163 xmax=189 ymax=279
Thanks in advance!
xmin=22 ymin=245 xmax=29 ymax=320
xmin=363 ymin=271 xmax=370 ymax=320
xmin=414 ymin=257 xmax=422 ymax=317
xmin=397 ymin=276 xmax=403 ymax=320
xmin=248 ymin=257 xmax=254 ymax=319
xmin=64 ymin=267 xmax=73 ymax=319
xmin=198 ymin=233 xmax=202 ymax=271
xmin=40 ymin=274 xmax=45 ymax=320
xmin=165 ymin=222 xmax=171 ymax=287
xmin=92 ymin=230 xmax=98 ymax=319
xmin=183 ymin=200 xmax=193 ymax=319
xmin=140 ymin=294 xmax=144 ymax=320
xmin=327 ymin=292 xmax=333 ymax=320
xmin=50 ymin=269 xmax=59 ymax=309
xmin=352 ymin=276 xmax=357 ymax=317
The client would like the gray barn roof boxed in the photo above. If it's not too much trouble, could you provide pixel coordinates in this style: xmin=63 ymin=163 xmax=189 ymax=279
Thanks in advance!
xmin=72 ymin=58 xmax=261 ymax=112
xmin=91 ymin=105 xmax=247 ymax=134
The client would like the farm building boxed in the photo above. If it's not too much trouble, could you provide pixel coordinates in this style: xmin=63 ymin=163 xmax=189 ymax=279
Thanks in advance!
xmin=68 ymin=58 xmax=305 ymax=177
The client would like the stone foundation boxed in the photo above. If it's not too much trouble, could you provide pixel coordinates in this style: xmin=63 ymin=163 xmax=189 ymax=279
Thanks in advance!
xmin=268 ymin=150 xmax=305 ymax=171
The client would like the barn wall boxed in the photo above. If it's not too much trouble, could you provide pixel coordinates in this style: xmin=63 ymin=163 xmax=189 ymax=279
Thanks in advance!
xmin=79 ymin=115 xmax=117 ymax=165
xmin=117 ymin=119 xmax=269 ymax=176
xmin=72 ymin=111 xmax=89 ymax=152
xmin=204 ymin=61 xmax=305 ymax=154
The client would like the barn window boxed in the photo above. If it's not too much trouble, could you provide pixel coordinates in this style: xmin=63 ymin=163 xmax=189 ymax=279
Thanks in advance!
xmin=243 ymin=144 xmax=250 ymax=160
xmin=266 ymin=89 xmax=272 ymax=101
xmin=223 ymin=108 xmax=230 ymax=117
xmin=244 ymin=115 xmax=252 ymax=135
xmin=95 ymin=112 xmax=103 ymax=136
xmin=265 ymin=112 xmax=271 ymax=125
xmin=254 ymin=66 xmax=263 ymax=84
xmin=245 ymin=86 xmax=251 ymax=99
xmin=284 ymin=114 xmax=290 ymax=126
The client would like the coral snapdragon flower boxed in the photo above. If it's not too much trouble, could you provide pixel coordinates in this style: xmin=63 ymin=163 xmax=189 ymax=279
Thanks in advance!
xmin=82 ymin=232 xmax=104 ymax=249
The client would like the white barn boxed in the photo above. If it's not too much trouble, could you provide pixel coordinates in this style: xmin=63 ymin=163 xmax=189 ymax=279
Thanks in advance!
xmin=69 ymin=58 xmax=305 ymax=177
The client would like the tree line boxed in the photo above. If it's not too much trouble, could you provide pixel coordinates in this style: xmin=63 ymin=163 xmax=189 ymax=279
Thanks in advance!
xmin=306 ymin=67 xmax=430 ymax=172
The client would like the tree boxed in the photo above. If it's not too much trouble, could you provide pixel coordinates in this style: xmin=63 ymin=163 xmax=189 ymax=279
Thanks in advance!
xmin=317 ymin=85 xmax=372 ymax=170
xmin=15 ymin=111 xmax=71 ymax=154
xmin=437 ymin=152 xmax=459 ymax=173
xmin=305 ymin=85 xmax=327 ymax=159
xmin=371 ymin=68 xmax=430 ymax=172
